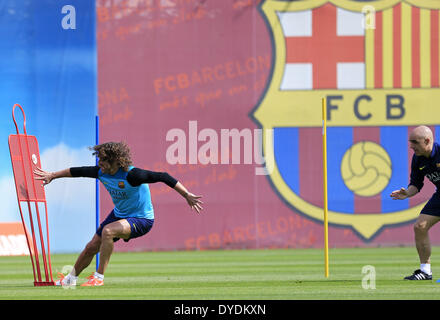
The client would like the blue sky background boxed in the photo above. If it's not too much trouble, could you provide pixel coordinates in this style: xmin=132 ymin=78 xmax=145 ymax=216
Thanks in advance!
xmin=0 ymin=0 xmax=97 ymax=253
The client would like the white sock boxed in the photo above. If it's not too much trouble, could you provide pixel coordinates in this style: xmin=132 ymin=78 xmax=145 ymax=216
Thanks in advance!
xmin=94 ymin=271 xmax=104 ymax=280
xmin=68 ymin=268 xmax=78 ymax=279
xmin=421 ymin=263 xmax=431 ymax=275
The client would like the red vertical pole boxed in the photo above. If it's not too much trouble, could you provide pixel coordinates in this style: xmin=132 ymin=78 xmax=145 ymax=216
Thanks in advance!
xmin=16 ymin=203 xmax=37 ymax=283
xmin=19 ymin=106 xmax=50 ymax=282
xmin=10 ymin=104 xmax=54 ymax=286
xmin=44 ymin=202 xmax=54 ymax=282
xmin=16 ymin=132 xmax=42 ymax=283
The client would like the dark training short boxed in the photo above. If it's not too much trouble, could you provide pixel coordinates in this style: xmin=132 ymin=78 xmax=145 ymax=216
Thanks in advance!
xmin=421 ymin=192 xmax=440 ymax=217
xmin=96 ymin=210 xmax=154 ymax=242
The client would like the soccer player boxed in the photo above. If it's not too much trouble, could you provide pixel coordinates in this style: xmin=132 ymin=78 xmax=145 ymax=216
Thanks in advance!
xmin=34 ymin=142 xmax=203 ymax=286
xmin=390 ymin=126 xmax=440 ymax=280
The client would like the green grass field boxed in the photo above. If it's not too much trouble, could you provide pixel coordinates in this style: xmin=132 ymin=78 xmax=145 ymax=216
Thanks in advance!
xmin=1 ymin=246 xmax=440 ymax=300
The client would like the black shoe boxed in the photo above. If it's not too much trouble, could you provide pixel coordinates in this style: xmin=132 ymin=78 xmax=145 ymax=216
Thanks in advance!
xmin=404 ymin=269 xmax=432 ymax=280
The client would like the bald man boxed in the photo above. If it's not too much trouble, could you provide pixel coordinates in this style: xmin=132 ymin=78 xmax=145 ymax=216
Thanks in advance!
xmin=391 ymin=126 xmax=440 ymax=280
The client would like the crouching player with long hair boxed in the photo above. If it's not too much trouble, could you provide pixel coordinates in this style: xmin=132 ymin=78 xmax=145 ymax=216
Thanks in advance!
xmin=34 ymin=142 xmax=203 ymax=287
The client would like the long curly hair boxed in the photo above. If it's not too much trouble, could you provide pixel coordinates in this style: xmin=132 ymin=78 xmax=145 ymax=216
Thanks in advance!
xmin=90 ymin=142 xmax=133 ymax=171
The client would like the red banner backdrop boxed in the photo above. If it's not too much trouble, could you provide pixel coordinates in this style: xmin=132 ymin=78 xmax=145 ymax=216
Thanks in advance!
xmin=96 ymin=0 xmax=437 ymax=251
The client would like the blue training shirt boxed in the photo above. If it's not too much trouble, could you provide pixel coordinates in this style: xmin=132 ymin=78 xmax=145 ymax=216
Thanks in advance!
xmin=410 ymin=142 xmax=440 ymax=193
xmin=98 ymin=166 xmax=154 ymax=219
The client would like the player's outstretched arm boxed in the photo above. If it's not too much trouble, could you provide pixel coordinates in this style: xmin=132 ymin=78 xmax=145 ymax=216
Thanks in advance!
xmin=127 ymin=168 xmax=204 ymax=214
xmin=174 ymin=181 xmax=203 ymax=214
xmin=34 ymin=167 xmax=72 ymax=186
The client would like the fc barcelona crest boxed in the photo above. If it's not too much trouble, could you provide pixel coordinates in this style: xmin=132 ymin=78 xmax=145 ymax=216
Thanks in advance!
xmin=252 ymin=0 xmax=440 ymax=240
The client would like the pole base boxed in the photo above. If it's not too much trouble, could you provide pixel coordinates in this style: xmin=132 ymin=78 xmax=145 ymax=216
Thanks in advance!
xmin=34 ymin=281 xmax=55 ymax=287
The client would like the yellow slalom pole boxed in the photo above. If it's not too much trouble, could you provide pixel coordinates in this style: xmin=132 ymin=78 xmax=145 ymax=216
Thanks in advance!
xmin=322 ymin=97 xmax=329 ymax=278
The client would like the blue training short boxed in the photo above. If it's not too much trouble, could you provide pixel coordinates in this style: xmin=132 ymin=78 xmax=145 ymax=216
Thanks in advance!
xmin=421 ymin=192 xmax=440 ymax=217
xmin=96 ymin=210 xmax=154 ymax=242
